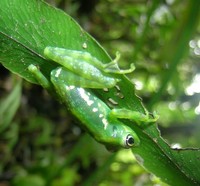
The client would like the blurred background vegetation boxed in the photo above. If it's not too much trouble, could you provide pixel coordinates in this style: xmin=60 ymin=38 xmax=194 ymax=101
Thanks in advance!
xmin=0 ymin=0 xmax=199 ymax=185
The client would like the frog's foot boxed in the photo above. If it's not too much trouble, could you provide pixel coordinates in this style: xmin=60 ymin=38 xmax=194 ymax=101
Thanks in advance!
xmin=28 ymin=64 xmax=51 ymax=90
xmin=149 ymin=111 xmax=159 ymax=122
xmin=110 ymin=108 xmax=159 ymax=126
xmin=103 ymin=52 xmax=135 ymax=74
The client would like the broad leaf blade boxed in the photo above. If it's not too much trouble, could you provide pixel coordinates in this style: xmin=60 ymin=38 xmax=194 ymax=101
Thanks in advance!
xmin=131 ymin=126 xmax=200 ymax=186
xmin=0 ymin=0 xmax=110 ymax=83
xmin=0 ymin=0 xmax=199 ymax=185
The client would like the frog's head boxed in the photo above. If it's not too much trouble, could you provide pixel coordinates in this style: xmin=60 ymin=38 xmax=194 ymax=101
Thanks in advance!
xmin=104 ymin=124 xmax=140 ymax=151
xmin=116 ymin=125 xmax=140 ymax=148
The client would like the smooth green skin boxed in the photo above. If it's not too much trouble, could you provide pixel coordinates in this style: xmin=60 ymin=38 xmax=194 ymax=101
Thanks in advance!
xmin=110 ymin=109 xmax=159 ymax=126
xmin=28 ymin=47 xmax=157 ymax=149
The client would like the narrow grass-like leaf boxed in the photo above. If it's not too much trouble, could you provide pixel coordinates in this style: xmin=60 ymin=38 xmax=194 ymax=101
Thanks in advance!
xmin=0 ymin=79 xmax=21 ymax=132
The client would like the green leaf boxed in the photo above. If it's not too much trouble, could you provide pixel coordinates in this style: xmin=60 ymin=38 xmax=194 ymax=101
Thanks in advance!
xmin=0 ymin=0 xmax=110 ymax=84
xmin=0 ymin=0 xmax=199 ymax=185
xmin=0 ymin=78 xmax=21 ymax=132
xmin=148 ymin=0 xmax=200 ymax=108
xmin=12 ymin=174 xmax=45 ymax=186
xmin=131 ymin=126 xmax=200 ymax=186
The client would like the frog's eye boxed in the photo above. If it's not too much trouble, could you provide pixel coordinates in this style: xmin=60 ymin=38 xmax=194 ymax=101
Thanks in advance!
xmin=125 ymin=134 xmax=135 ymax=147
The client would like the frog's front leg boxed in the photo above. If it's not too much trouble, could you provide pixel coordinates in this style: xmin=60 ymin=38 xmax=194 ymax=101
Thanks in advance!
xmin=110 ymin=108 xmax=159 ymax=126
xmin=28 ymin=64 xmax=51 ymax=90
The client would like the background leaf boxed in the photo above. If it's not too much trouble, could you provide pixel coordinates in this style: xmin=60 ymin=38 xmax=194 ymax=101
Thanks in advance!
xmin=0 ymin=78 xmax=21 ymax=132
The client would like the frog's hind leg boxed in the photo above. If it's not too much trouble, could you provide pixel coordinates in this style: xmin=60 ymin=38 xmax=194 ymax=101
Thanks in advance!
xmin=51 ymin=67 xmax=113 ymax=89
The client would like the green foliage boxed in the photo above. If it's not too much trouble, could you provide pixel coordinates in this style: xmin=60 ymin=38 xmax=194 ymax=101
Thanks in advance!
xmin=0 ymin=0 xmax=200 ymax=185
xmin=0 ymin=79 xmax=21 ymax=132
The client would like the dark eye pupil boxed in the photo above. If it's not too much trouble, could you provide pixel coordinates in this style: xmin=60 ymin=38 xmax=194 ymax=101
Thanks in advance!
xmin=126 ymin=134 xmax=134 ymax=147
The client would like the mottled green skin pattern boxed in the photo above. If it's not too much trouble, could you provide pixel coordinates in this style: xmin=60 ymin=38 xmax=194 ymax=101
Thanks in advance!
xmin=28 ymin=47 xmax=145 ymax=149
xmin=44 ymin=47 xmax=135 ymax=88
xmin=44 ymin=47 xmax=119 ymax=89
xmin=52 ymin=68 xmax=140 ymax=148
